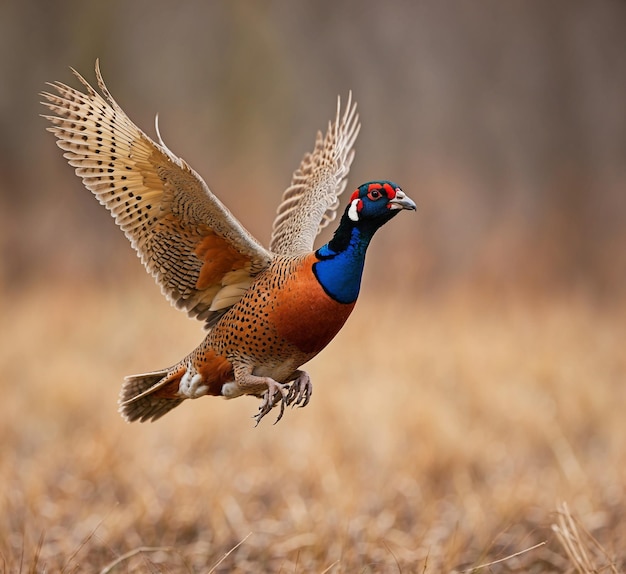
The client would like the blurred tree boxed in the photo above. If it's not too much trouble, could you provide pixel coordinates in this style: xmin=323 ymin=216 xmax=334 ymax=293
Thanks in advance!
xmin=0 ymin=0 xmax=624 ymax=294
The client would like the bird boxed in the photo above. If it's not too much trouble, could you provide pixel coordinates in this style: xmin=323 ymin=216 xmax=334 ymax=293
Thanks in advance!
xmin=41 ymin=61 xmax=416 ymax=425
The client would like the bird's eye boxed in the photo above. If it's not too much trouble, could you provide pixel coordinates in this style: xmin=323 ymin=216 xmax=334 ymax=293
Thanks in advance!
xmin=368 ymin=189 xmax=382 ymax=200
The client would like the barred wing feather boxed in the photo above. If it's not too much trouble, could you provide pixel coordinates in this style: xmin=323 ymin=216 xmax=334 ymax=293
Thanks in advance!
xmin=41 ymin=61 xmax=272 ymax=327
xmin=269 ymin=94 xmax=360 ymax=255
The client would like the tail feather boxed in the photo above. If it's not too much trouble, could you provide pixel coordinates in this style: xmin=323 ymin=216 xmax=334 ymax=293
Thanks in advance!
xmin=118 ymin=368 xmax=184 ymax=423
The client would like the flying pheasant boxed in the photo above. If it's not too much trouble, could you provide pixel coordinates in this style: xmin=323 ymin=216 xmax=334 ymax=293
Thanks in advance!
xmin=41 ymin=62 xmax=416 ymax=425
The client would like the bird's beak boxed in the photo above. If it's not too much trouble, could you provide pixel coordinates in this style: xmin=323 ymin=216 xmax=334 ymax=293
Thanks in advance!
xmin=388 ymin=189 xmax=416 ymax=211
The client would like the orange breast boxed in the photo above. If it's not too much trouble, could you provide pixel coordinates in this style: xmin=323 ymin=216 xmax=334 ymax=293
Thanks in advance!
xmin=270 ymin=254 xmax=356 ymax=355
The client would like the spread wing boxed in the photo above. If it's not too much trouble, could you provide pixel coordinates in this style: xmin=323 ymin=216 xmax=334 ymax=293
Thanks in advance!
xmin=41 ymin=61 xmax=272 ymax=327
xmin=269 ymin=93 xmax=360 ymax=255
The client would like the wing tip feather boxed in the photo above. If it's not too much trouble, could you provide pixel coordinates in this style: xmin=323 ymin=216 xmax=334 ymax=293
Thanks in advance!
xmin=269 ymin=91 xmax=362 ymax=254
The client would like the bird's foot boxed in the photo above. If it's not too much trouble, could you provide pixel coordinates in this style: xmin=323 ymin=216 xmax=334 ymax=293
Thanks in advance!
xmin=254 ymin=379 xmax=289 ymax=426
xmin=285 ymin=370 xmax=312 ymax=409
xmin=252 ymin=372 xmax=313 ymax=426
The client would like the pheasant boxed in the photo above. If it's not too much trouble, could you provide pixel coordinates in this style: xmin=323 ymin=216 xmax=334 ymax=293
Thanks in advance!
xmin=41 ymin=62 xmax=416 ymax=425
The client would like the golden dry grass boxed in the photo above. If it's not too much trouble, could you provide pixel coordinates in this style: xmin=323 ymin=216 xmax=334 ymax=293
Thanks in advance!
xmin=1 ymin=283 xmax=625 ymax=573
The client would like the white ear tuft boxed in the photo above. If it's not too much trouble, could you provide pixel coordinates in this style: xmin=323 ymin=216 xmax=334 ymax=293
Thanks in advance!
xmin=348 ymin=198 xmax=360 ymax=222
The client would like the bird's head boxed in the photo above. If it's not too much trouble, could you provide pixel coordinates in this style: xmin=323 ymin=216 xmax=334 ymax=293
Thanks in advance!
xmin=322 ymin=180 xmax=415 ymax=256
xmin=345 ymin=181 xmax=416 ymax=229
xmin=315 ymin=180 xmax=416 ymax=303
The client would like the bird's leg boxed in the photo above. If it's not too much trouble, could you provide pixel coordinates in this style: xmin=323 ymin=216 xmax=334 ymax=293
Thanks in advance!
xmin=258 ymin=370 xmax=313 ymax=425
xmin=255 ymin=380 xmax=289 ymax=426
xmin=233 ymin=365 xmax=289 ymax=425
xmin=285 ymin=370 xmax=313 ymax=408
xmin=270 ymin=371 xmax=312 ymax=425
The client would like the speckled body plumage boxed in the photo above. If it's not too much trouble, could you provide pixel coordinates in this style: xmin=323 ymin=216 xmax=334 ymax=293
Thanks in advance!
xmin=197 ymin=253 xmax=355 ymax=393
xmin=123 ymin=252 xmax=357 ymax=422
xmin=41 ymin=61 xmax=415 ymax=424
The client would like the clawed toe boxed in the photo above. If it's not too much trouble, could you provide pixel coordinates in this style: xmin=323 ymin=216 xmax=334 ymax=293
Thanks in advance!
xmin=253 ymin=373 xmax=313 ymax=426
xmin=254 ymin=380 xmax=288 ymax=426
xmin=285 ymin=371 xmax=312 ymax=408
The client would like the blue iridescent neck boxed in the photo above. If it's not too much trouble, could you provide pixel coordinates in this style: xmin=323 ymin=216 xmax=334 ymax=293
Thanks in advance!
xmin=313 ymin=223 xmax=374 ymax=304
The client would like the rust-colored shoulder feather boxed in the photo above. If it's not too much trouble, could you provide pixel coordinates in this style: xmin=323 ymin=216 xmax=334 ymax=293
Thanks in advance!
xmin=41 ymin=61 xmax=272 ymax=326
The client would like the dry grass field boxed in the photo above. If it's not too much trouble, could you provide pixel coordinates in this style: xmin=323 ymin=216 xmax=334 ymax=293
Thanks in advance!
xmin=1 ymin=282 xmax=624 ymax=573
xmin=2 ymin=3 xmax=625 ymax=571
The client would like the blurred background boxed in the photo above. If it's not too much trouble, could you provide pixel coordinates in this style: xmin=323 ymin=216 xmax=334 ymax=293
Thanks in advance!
xmin=1 ymin=2 xmax=626 ymax=570
xmin=1 ymin=0 xmax=625 ymax=299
